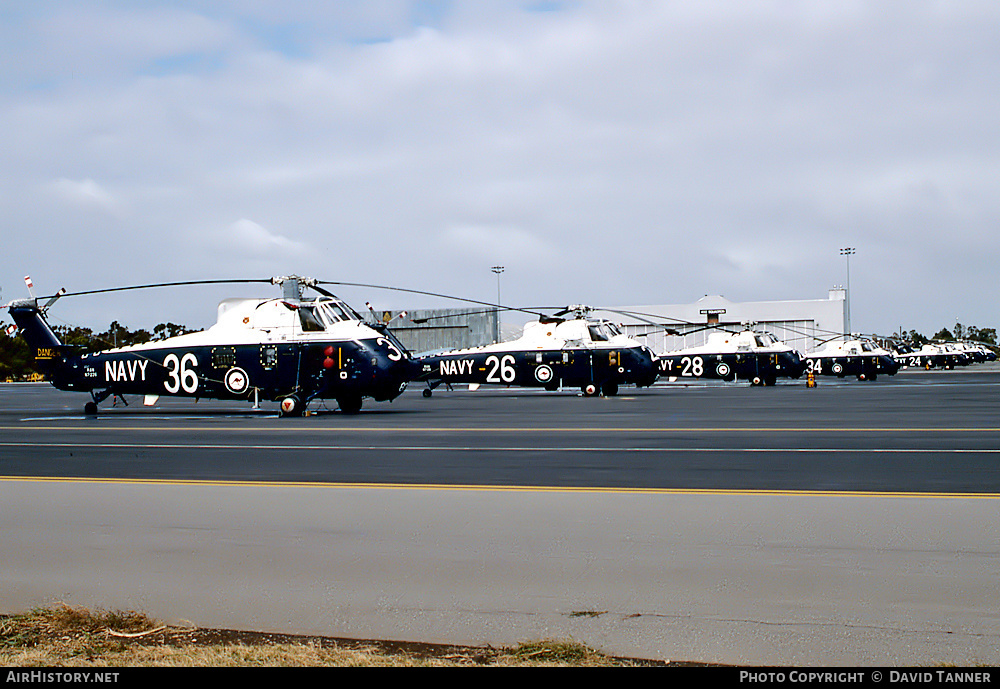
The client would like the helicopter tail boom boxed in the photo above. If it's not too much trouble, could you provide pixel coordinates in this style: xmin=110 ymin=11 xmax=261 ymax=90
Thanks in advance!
xmin=8 ymin=300 xmax=62 ymax=349
xmin=7 ymin=300 xmax=79 ymax=373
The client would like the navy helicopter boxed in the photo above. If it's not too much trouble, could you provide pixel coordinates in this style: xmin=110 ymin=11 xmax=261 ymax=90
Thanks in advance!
xmin=653 ymin=321 xmax=806 ymax=386
xmin=892 ymin=341 xmax=970 ymax=370
xmin=891 ymin=336 xmax=998 ymax=369
xmin=803 ymin=336 xmax=900 ymax=381
xmin=412 ymin=305 xmax=659 ymax=397
xmin=6 ymin=276 xmax=414 ymax=416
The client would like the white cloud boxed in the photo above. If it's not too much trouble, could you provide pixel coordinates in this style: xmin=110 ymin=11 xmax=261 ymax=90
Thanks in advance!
xmin=48 ymin=178 xmax=121 ymax=215
xmin=438 ymin=224 xmax=556 ymax=265
xmin=220 ymin=219 xmax=309 ymax=259
xmin=2 ymin=2 xmax=1000 ymax=334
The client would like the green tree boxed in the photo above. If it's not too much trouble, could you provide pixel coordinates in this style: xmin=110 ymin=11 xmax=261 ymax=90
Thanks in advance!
xmin=52 ymin=325 xmax=94 ymax=349
xmin=153 ymin=322 xmax=196 ymax=340
xmin=0 ymin=327 xmax=37 ymax=380
xmin=93 ymin=321 xmax=152 ymax=349
xmin=1 ymin=319 xmax=192 ymax=379
xmin=966 ymin=326 xmax=997 ymax=345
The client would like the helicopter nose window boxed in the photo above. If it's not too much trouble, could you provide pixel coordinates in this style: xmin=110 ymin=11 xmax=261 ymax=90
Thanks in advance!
xmin=313 ymin=300 xmax=356 ymax=327
xmin=316 ymin=303 xmax=339 ymax=326
xmin=297 ymin=301 xmax=357 ymax=332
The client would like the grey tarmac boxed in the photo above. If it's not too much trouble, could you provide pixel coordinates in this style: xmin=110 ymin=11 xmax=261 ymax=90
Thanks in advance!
xmin=0 ymin=368 xmax=998 ymax=665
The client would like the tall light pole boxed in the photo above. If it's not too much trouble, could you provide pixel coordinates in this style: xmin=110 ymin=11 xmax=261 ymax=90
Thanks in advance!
xmin=840 ymin=247 xmax=855 ymax=336
xmin=491 ymin=265 xmax=504 ymax=343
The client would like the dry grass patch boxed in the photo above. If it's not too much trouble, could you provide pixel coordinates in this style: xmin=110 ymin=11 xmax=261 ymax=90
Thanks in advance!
xmin=1 ymin=605 xmax=667 ymax=667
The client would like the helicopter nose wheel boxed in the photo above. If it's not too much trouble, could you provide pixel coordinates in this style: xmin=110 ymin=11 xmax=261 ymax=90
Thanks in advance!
xmin=279 ymin=395 xmax=303 ymax=417
xmin=601 ymin=381 xmax=619 ymax=397
xmin=337 ymin=394 xmax=363 ymax=415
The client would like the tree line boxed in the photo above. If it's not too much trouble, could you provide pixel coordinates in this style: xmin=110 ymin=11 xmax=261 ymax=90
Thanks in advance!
xmin=1 ymin=321 xmax=196 ymax=381
xmin=904 ymin=322 xmax=997 ymax=347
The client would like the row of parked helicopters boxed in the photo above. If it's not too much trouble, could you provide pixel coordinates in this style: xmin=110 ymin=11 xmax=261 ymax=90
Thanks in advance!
xmin=4 ymin=275 xmax=995 ymax=416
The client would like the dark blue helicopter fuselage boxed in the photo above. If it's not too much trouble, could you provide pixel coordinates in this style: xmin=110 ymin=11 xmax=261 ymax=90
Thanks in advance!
xmin=805 ymin=354 xmax=900 ymax=380
xmin=412 ymin=343 xmax=658 ymax=395
xmin=656 ymin=350 xmax=805 ymax=385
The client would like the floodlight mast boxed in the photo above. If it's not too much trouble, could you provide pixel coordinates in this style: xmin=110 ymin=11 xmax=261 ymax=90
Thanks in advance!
xmin=840 ymin=247 xmax=855 ymax=335
xmin=491 ymin=265 xmax=504 ymax=343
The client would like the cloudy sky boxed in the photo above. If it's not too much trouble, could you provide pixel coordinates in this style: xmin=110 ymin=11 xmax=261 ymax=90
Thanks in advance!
xmin=2 ymin=1 xmax=998 ymax=337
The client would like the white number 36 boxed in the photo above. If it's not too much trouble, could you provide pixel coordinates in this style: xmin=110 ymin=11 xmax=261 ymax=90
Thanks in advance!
xmin=163 ymin=352 xmax=199 ymax=394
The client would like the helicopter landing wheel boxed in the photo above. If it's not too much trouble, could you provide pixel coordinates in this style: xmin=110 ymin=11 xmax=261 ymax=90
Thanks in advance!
xmin=583 ymin=384 xmax=599 ymax=397
xmin=750 ymin=376 xmax=763 ymax=386
xmin=422 ymin=388 xmax=433 ymax=398
xmin=338 ymin=395 xmax=363 ymax=415
xmin=279 ymin=395 xmax=303 ymax=417
xmin=84 ymin=402 xmax=98 ymax=416
xmin=601 ymin=381 xmax=619 ymax=397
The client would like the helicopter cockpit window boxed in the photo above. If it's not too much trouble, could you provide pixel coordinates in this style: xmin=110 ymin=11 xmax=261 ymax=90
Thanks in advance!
xmin=754 ymin=335 xmax=766 ymax=347
xmin=588 ymin=325 xmax=610 ymax=341
xmin=298 ymin=306 xmax=325 ymax=332
xmin=605 ymin=323 xmax=623 ymax=337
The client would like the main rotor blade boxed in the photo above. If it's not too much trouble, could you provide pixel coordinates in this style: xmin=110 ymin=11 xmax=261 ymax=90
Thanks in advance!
xmin=37 ymin=279 xmax=272 ymax=301
xmin=408 ymin=306 xmax=526 ymax=324
xmin=316 ymin=281 xmax=547 ymax=319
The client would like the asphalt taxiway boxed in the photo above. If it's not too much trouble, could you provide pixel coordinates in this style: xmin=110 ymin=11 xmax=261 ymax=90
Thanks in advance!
xmin=1 ymin=369 xmax=998 ymax=665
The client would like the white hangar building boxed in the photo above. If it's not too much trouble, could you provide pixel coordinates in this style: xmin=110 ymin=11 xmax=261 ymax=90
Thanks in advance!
xmin=612 ymin=288 xmax=848 ymax=355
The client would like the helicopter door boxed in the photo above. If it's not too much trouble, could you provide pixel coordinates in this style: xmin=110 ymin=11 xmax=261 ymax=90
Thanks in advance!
xmin=258 ymin=344 xmax=300 ymax=397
